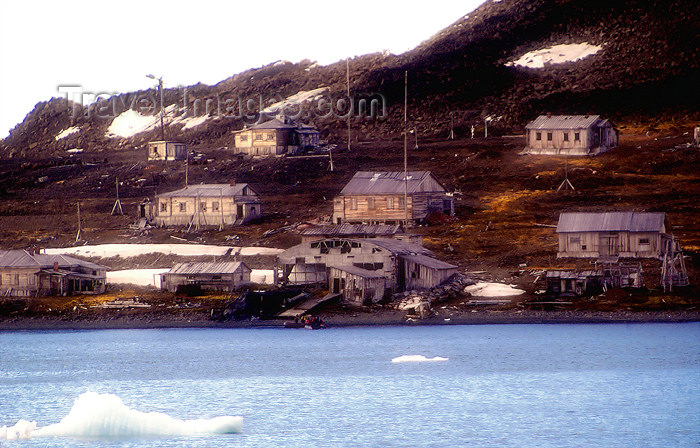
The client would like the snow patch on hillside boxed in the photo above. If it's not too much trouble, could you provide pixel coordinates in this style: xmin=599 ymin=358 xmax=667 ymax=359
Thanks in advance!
xmin=106 ymin=268 xmax=275 ymax=287
xmin=43 ymin=244 xmax=283 ymax=258
xmin=55 ymin=126 xmax=80 ymax=140
xmin=106 ymin=105 xmax=215 ymax=139
xmin=107 ymin=110 xmax=158 ymax=138
xmin=507 ymin=43 xmax=602 ymax=69
xmin=262 ymin=87 xmax=329 ymax=113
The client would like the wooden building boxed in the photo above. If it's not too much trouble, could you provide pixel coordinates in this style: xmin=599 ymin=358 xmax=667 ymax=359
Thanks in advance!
xmin=147 ymin=141 xmax=187 ymax=161
xmin=233 ymin=116 xmax=319 ymax=156
xmin=277 ymin=238 xmax=457 ymax=304
xmin=328 ymin=265 xmax=387 ymax=306
xmin=556 ymin=212 xmax=670 ymax=259
xmin=332 ymin=171 xmax=454 ymax=225
xmin=144 ymin=183 xmax=261 ymax=228
xmin=523 ymin=115 xmax=618 ymax=156
xmin=0 ymin=250 xmax=107 ymax=297
xmin=160 ymin=261 xmax=251 ymax=293
xmin=546 ymin=262 xmax=643 ymax=297
xmin=300 ymin=224 xmax=422 ymax=245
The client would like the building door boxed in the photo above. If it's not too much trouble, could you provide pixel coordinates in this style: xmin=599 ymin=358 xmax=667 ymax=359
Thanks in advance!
xmin=332 ymin=278 xmax=341 ymax=294
xmin=397 ymin=259 xmax=406 ymax=291
xmin=599 ymin=235 xmax=619 ymax=256
xmin=237 ymin=205 xmax=244 ymax=217
xmin=139 ymin=204 xmax=146 ymax=218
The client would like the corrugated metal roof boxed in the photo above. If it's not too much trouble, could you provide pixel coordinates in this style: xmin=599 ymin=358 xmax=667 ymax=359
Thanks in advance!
xmin=167 ymin=262 xmax=249 ymax=275
xmin=302 ymin=224 xmax=403 ymax=237
xmin=525 ymin=115 xmax=603 ymax=130
xmin=403 ymin=253 xmax=457 ymax=270
xmin=0 ymin=250 xmax=106 ymax=270
xmin=368 ymin=238 xmax=433 ymax=256
xmin=328 ymin=264 xmax=386 ymax=278
xmin=556 ymin=212 xmax=666 ymax=233
xmin=157 ymin=184 xmax=258 ymax=198
xmin=339 ymin=171 xmax=446 ymax=195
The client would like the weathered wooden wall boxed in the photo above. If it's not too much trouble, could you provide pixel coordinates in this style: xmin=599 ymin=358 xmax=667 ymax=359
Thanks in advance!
xmin=557 ymin=231 xmax=663 ymax=258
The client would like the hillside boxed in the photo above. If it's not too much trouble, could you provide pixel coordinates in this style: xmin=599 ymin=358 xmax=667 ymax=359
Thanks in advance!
xmin=1 ymin=0 xmax=698 ymax=157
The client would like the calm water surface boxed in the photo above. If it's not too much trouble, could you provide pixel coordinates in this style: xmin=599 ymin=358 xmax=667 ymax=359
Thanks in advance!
xmin=1 ymin=323 xmax=698 ymax=447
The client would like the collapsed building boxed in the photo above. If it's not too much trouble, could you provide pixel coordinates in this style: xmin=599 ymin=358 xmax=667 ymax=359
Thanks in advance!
xmin=277 ymin=238 xmax=457 ymax=306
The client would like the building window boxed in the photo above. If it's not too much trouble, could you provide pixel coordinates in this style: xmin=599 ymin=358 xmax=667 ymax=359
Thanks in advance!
xmin=574 ymin=132 xmax=580 ymax=141
xmin=240 ymin=135 xmax=248 ymax=141
xmin=536 ymin=132 xmax=542 ymax=141
xmin=399 ymin=197 xmax=405 ymax=209
xmin=350 ymin=198 xmax=357 ymax=210
xmin=266 ymin=133 xmax=275 ymax=141
xmin=547 ymin=132 xmax=553 ymax=141
xmin=212 ymin=201 xmax=219 ymax=211
xmin=160 ymin=202 xmax=167 ymax=212
xmin=563 ymin=132 xmax=569 ymax=142
xmin=367 ymin=197 xmax=375 ymax=210
xmin=255 ymin=134 xmax=263 ymax=141
xmin=200 ymin=202 xmax=207 ymax=212
xmin=581 ymin=245 xmax=587 ymax=250
xmin=639 ymin=238 xmax=650 ymax=245
xmin=179 ymin=203 xmax=187 ymax=213
xmin=387 ymin=197 xmax=394 ymax=209
xmin=570 ymin=236 xmax=581 ymax=244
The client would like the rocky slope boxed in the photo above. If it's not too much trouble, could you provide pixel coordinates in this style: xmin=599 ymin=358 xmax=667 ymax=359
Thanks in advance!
xmin=1 ymin=0 xmax=698 ymax=158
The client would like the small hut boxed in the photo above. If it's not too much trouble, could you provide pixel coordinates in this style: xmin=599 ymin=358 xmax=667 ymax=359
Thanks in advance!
xmin=160 ymin=261 xmax=251 ymax=292
xmin=147 ymin=141 xmax=187 ymax=161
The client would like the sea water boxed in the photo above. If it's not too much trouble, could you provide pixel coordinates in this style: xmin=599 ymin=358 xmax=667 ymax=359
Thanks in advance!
xmin=0 ymin=323 xmax=698 ymax=447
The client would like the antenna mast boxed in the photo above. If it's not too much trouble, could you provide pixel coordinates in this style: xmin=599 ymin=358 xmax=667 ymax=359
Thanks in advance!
xmin=111 ymin=178 xmax=123 ymax=215
xmin=556 ymin=156 xmax=576 ymax=191
xmin=346 ymin=57 xmax=351 ymax=152
xmin=403 ymin=70 xmax=409 ymax=228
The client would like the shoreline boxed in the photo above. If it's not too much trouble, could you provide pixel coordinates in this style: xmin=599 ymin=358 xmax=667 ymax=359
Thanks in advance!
xmin=1 ymin=309 xmax=698 ymax=331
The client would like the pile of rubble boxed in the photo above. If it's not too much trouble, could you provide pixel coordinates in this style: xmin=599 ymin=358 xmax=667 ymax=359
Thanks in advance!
xmin=391 ymin=273 xmax=476 ymax=318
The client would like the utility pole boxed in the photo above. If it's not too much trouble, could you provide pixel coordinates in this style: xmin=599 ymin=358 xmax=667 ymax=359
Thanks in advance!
xmin=146 ymin=74 xmax=165 ymax=141
xmin=403 ymin=70 xmax=409 ymax=228
xmin=449 ymin=112 xmax=455 ymax=140
xmin=346 ymin=57 xmax=351 ymax=152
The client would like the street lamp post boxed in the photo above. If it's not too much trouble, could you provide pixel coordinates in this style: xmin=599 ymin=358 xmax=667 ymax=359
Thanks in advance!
xmin=146 ymin=74 xmax=165 ymax=141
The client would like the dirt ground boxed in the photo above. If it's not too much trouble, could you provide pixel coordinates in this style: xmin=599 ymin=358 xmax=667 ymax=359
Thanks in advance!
xmin=0 ymin=125 xmax=699 ymax=323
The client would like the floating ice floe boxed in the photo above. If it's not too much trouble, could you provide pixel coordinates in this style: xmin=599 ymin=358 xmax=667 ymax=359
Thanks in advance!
xmin=0 ymin=391 xmax=242 ymax=439
xmin=464 ymin=282 xmax=524 ymax=297
xmin=55 ymin=126 xmax=80 ymax=140
xmin=507 ymin=43 xmax=602 ymax=69
xmin=391 ymin=355 xmax=449 ymax=363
